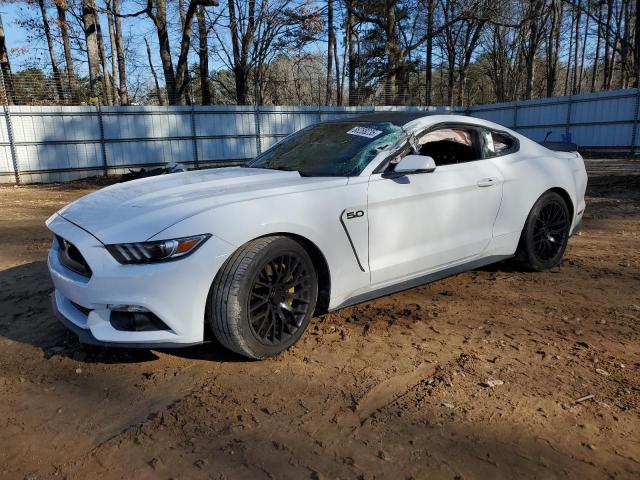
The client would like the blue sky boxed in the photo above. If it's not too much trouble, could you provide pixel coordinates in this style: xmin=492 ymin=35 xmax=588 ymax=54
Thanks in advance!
xmin=0 ymin=1 xmax=325 ymax=76
xmin=1 ymin=6 xmax=28 ymax=51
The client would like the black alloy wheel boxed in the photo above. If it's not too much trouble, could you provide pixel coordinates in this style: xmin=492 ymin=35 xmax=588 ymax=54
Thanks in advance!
xmin=517 ymin=191 xmax=571 ymax=271
xmin=531 ymin=199 xmax=569 ymax=262
xmin=248 ymin=253 xmax=313 ymax=345
xmin=209 ymin=236 xmax=318 ymax=359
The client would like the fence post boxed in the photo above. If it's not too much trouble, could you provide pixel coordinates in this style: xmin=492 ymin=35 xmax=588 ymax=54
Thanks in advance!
xmin=565 ymin=95 xmax=573 ymax=141
xmin=96 ymin=103 xmax=108 ymax=177
xmin=191 ymin=105 xmax=200 ymax=169
xmin=0 ymin=67 xmax=19 ymax=185
xmin=630 ymin=88 xmax=640 ymax=158
xmin=512 ymin=101 xmax=518 ymax=131
xmin=254 ymin=104 xmax=262 ymax=155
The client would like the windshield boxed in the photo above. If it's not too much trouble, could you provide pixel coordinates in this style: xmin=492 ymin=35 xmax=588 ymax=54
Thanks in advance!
xmin=246 ymin=122 xmax=404 ymax=177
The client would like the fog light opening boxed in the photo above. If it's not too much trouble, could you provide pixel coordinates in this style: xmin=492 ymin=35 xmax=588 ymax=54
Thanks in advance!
xmin=109 ymin=309 xmax=171 ymax=332
xmin=108 ymin=304 xmax=151 ymax=313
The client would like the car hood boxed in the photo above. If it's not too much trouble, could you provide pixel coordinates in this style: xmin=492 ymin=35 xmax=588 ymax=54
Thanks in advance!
xmin=54 ymin=167 xmax=347 ymax=244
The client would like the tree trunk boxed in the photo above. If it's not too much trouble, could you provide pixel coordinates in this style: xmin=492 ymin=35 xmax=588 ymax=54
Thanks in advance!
xmin=382 ymin=0 xmax=402 ymax=104
xmin=197 ymin=5 xmax=211 ymax=104
xmin=145 ymin=37 xmax=163 ymax=105
xmin=105 ymin=0 xmax=120 ymax=104
xmin=55 ymin=0 xmax=78 ymax=103
xmin=227 ymin=0 xmax=255 ymax=105
xmin=425 ymin=0 xmax=434 ymax=105
xmin=0 ymin=15 xmax=14 ymax=104
xmin=591 ymin=2 xmax=602 ymax=92
xmin=571 ymin=0 xmax=581 ymax=95
xmin=546 ymin=0 xmax=562 ymax=97
xmin=608 ymin=0 xmax=624 ymax=88
xmin=37 ymin=0 xmax=65 ymax=102
xmin=174 ymin=1 xmax=201 ymax=104
xmin=152 ymin=0 xmax=178 ymax=104
xmin=522 ymin=0 xmax=545 ymax=100
xmin=346 ymin=0 xmax=357 ymax=105
xmin=602 ymin=0 xmax=613 ymax=89
xmin=619 ymin=0 xmax=631 ymax=88
xmin=578 ymin=1 xmax=590 ymax=94
xmin=94 ymin=6 xmax=113 ymax=105
xmin=334 ymin=26 xmax=342 ymax=105
xmin=112 ymin=0 xmax=129 ymax=104
xmin=564 ymin=6 xmax=574 ymax=96
xmin=634 ymin=0 xmax=640 ymax=87
xmin=325 ymin=0 xmax=335 ymax=105
xmin=81 ymin=0 xmax=102 ymax=101
xmin=446 ymin=55 xmax=454 ymax=107
xmin=179 ymin=0 xmax=186 ymax=30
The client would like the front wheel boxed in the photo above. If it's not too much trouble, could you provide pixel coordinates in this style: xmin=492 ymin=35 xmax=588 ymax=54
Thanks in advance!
xmin=516 ymin=191 xmax=571 ymax=271
xmin=208 ymin=236 xmax=318 ymax=359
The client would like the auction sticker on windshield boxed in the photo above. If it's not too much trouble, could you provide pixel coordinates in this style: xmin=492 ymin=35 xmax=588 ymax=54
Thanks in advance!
xmin=347 ymin=126 xmax=383 ymax=138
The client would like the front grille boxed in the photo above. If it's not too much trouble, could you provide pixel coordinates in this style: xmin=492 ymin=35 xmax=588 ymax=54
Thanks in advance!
xmin=56 ymin=235 xmax=93 ymax=278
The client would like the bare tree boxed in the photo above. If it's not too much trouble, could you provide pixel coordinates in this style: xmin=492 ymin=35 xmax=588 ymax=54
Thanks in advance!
xmin=326 ymin=0 xmax=336 ymax=104
xmin=81 ymin=0 xmax=103 ymax=101
xmin=0 ymin=15 xmax=14 ymax=103
xmin=36 ymin=0 xmax=65 ymax=100
xmin=145 ymin=36 xmax=164 ymax=104
xmin=54 ymin=0 xmax=78 ymax=101
xmin=112 ymin=0 xmax=129 ymax=104
xmin=105 ymin=0 xmax=120 ymax=103
xmin=197 ymin=5 xmax=212 ymax=104
xmin=520 ymin=0 xmax=548 ymax=100
xmin=345 ymin=0 xmax=358 ymax=105
xmin=425 ymin=0 xmax=435 ymax=105
xmin=545 ymin=0 xmax=563 ymax=97
xmin=215 ymin=0 xmax=320 ymax=104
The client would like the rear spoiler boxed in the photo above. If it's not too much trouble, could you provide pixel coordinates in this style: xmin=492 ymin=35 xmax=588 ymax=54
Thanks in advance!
xmin=540 ymin=141 xmax=578 ymax=152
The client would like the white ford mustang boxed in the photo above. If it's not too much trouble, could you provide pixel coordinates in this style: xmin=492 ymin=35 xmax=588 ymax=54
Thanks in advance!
xmin=47 ymin=113 xmax=587 ymax=358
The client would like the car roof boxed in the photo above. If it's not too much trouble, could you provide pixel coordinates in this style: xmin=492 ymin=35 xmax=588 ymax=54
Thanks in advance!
xmin=325 ymin=111 xmax=450 ymax=127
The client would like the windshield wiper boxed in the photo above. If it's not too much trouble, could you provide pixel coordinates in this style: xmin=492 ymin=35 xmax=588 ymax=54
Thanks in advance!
xmin=258 ymin=165 xmax=306 ymax=174
xmin=245 ymin=165 xmax=312 ymax=176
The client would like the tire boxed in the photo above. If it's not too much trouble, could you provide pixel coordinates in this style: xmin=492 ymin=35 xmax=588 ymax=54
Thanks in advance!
xmin=208 ymin=236 xmax=318 ymax=359
xmin=516 ymin=191 xmax=571 ymax=271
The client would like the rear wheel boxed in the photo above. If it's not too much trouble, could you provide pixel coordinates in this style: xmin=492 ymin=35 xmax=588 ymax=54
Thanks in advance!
xmin=208 ymin=236 xmax=318 ymax=359
xmin=516 ymin=191 xmax=571 ymax=271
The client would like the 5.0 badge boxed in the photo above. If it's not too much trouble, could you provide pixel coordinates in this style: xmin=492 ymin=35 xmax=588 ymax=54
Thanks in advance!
xmin=346 ymin=210 xmax=365 ymax=219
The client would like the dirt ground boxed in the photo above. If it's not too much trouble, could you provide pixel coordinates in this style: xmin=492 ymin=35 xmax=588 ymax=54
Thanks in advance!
xmin=0 ymin=160 xmax=639 ymax=480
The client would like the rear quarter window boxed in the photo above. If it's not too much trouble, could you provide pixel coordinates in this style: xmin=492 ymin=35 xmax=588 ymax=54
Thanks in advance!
xmin=485 ymin=130 xmax=518 ymax=157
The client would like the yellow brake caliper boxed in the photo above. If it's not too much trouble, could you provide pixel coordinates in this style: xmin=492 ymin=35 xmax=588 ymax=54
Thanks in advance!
xmin=287 ymin=285 xmax=295 ymax=307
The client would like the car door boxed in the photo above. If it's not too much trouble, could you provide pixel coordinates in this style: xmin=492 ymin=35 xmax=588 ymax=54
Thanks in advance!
xmin=366 ymin=125 xmax=504 ymax=286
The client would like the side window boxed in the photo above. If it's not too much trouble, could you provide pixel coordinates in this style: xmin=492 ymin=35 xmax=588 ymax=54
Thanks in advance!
xmin=485 ymin=130 xmax=518 ymax=157
xmin=417 ymin=127 xmax=483 ymax=166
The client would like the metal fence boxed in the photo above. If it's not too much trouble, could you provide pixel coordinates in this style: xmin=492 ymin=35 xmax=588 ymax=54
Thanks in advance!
xmin=0 ymin=88 xmax=638 ymax=184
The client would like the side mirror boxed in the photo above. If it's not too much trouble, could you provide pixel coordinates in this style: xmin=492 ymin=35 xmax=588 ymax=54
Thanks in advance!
xmin=382 ymin=155 xmax=436 ymax=179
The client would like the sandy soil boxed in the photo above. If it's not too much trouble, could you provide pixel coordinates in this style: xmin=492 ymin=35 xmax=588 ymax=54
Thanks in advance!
xmin=0 ymin=161 xmax=639 ymax=479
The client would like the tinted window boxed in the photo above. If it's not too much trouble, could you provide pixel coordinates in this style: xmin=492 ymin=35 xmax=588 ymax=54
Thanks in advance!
xmin=246 ymin=122 xmax=404 ymax=177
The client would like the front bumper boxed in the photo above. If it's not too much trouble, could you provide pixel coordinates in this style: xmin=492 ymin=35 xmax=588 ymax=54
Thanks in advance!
xmin=47 ymin=214 xmax=234 ymax=347
xmin=51 ymin=293 xmax=200 ymax=349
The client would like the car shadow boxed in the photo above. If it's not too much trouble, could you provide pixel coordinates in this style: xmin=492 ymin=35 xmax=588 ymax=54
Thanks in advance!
xmin=474 ymin=257 xmax=528 ymax=273
xmin=0 ymin=261 xmax=250 ymax=365
xmin=1 ymin=257 xmax=547 ymax=365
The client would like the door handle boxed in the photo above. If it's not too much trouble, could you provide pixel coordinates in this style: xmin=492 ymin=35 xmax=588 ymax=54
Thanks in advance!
xmin=477 ymin=177 xmax=498 ymax=187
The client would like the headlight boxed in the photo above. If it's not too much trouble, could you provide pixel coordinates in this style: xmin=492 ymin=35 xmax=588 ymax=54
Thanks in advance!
xmin=105 ymin=234 xmax=211 ymax=264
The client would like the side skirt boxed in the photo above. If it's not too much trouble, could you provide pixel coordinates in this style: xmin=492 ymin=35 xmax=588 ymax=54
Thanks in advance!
xmin=333 ymin=254 xmax=513 ymax=310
